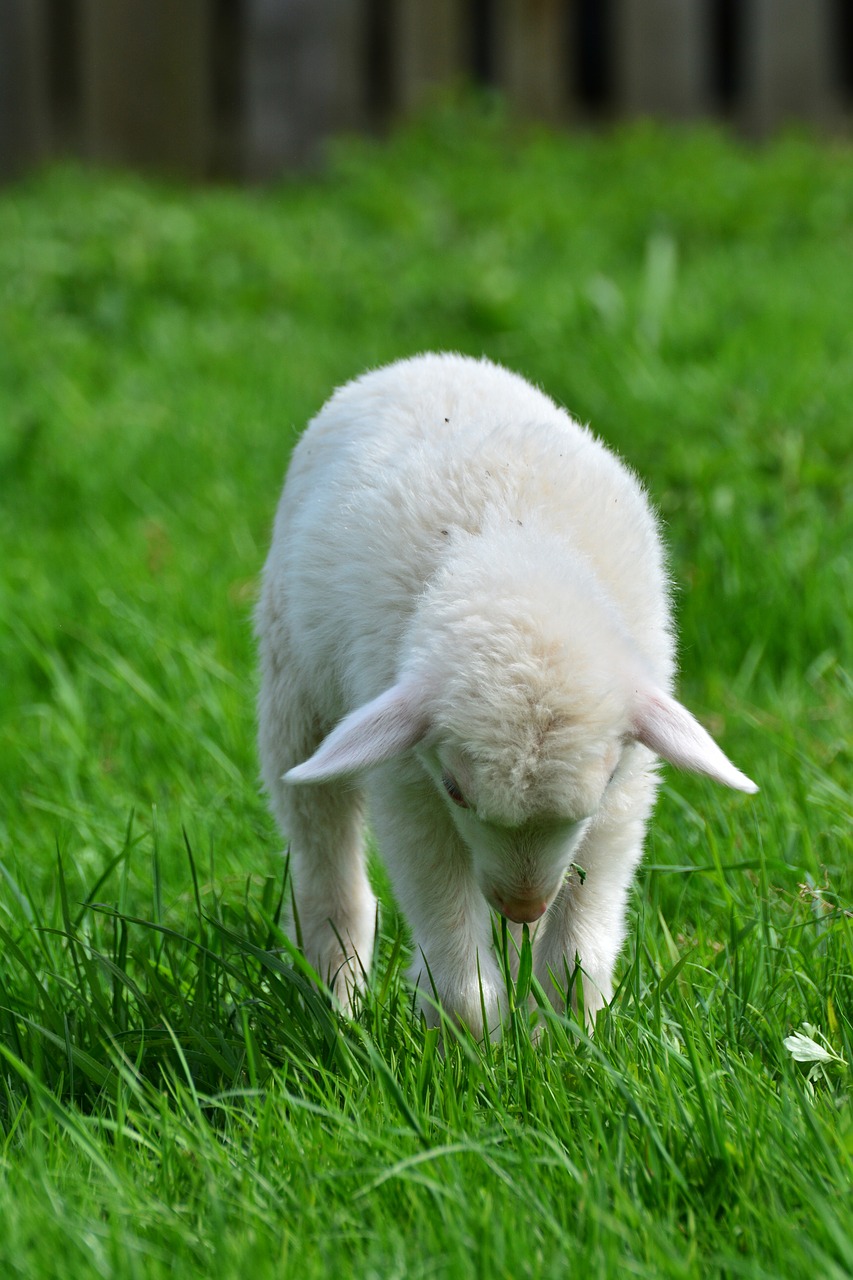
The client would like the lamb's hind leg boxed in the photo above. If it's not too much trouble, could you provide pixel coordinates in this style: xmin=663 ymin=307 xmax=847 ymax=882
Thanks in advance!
xmin=258 ymin=666 xmax=375 ymax=1012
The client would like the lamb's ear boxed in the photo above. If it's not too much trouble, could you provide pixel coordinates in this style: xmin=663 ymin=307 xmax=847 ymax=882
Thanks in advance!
xmin=632 ymin=690 xmax=758 ymax=794
xmin=284 ymin=682 xmax=429 ymax=784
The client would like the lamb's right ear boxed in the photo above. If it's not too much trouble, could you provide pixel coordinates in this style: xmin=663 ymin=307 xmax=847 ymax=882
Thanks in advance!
xmin=284 ymin=682 xmax=429 ymax=784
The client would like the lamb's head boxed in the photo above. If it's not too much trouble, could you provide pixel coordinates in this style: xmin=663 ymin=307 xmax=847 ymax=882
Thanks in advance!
xmin=406 ymin=589 xmax=634 ymax=920
xmin=284 ymin=552 xmax=756 ymax=924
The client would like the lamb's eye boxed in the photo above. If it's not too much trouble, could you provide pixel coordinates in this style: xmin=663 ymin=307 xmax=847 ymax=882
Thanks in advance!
xmin=441 ymin=770 xmax=469 ymax=808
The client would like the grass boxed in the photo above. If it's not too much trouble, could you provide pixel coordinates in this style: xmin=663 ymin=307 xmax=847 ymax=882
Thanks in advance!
xmin=0 ymin=99 xmax=851 ymax=1277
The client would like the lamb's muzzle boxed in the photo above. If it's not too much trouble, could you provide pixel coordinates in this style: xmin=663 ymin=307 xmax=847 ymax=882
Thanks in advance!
xmin=493 ymin=895 xmax=548 ymax=925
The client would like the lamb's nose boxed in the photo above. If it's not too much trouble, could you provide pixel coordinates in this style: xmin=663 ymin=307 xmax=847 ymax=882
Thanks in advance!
xmin=496 ymin=896 xmax=547 ymax=924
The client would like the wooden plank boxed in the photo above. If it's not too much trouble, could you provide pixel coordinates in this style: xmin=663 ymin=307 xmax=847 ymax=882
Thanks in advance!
xmin=493 ymin=0 xmax=571 ymax=123
xmin=80 ymin=0 xmax=211 ymax=178
xmin=0 ymin=0 xmax=49 ymax=181
xmin=615 ymin=0 xmax=712 ymax=119
xmin=395 ymin=0 xmax=468 ymax=112
xmin=742 ymin=0 xmax=839 ymax=132
xmin=243 ymin=0 xmax=365 ymax=176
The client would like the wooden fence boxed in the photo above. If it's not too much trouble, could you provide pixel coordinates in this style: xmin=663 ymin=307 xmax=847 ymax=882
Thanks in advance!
xmin=1 ymin=0 xmax=850 ymax=184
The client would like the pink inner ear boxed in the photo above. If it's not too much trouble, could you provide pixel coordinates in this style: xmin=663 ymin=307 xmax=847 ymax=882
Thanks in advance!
xmin=633 ymin=690 xmax=758 ymax=794
xmin=284 ymin=681 xmax=429 ymax=784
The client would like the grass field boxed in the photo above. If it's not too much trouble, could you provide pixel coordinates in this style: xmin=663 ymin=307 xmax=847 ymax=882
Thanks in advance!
xmin=0 ymin=101 xmax=851 ymax=1278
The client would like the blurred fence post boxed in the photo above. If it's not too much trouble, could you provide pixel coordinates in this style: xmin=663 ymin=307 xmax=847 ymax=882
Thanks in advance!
xmin=0 ymin=0 xmax=49 ymax=181
xmin=244 ymin=0 xmax=365 ymax=176
xmin=395 ymin=0 xmax=468 ymax=111
xmin=3 ymin=1 xmax=851 ymax=185
xmin=742 ymin=0 xmax=840 ymax=133
xmin=615 ymin=0 xmax=712 ymax=119
xmin=80 ymin=0 xmax=212 ymax=177
xmin=493 ymin=0 xmax=571 ymax=123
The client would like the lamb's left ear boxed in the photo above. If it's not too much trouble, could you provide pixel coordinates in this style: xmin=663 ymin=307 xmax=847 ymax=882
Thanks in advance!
xmin=284 ymin=681 xmax=429 ymax=784
xmin=632 ymin=690 xmax=758 ymax=793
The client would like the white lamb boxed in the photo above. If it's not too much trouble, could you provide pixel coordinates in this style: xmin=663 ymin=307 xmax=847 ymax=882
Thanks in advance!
xmin=255 ymin=353 xmax=756 ymax=1037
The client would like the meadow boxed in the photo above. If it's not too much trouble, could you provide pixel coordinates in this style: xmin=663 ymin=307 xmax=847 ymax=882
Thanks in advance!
xmin=0 ymin=102 xmax=851 ymax=1278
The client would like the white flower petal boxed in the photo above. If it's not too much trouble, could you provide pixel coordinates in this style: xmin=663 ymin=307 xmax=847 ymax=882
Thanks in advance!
xmin=783 ymin=1032 xmax=834 ymax=1063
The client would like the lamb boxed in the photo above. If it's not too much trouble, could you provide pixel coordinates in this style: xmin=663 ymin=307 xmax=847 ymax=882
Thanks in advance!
xmin=255 ymin=352 xmax=756 ymax=1037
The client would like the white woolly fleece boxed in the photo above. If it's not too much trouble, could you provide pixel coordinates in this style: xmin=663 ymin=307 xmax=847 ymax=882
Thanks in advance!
xmin=255 ymin=353 xmax=756 ymax=1037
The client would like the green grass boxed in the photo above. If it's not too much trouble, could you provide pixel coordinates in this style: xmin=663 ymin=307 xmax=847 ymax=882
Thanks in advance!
xmin=1 ymin=100 xmax=851 ymax=1277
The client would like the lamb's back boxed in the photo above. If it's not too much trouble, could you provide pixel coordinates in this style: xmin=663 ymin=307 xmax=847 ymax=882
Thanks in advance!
xmin=265 ymin=354 xmax=673 ymax=702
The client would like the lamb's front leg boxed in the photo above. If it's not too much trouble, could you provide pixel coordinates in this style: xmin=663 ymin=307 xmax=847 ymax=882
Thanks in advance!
xmin=368 ymin=765 xmax=506 ymax=1040
xmin=534 ymin=802 xmax=653 ymax=1027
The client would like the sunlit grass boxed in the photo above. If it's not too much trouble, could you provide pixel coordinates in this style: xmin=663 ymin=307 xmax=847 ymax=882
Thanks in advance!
xmin=0 ymin=103 xmax=851 ymax=1277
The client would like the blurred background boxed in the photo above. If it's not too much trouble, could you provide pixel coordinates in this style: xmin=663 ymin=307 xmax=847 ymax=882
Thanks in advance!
xmin=1 ymin=0 xmax=851 ymax=184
